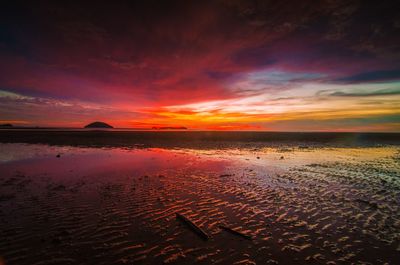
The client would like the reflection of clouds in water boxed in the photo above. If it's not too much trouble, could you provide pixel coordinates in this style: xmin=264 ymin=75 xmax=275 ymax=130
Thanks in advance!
xmin=0 ymin=143 xmax=85 ymax=163
xmin=1 ymin=143 xmax=396 ymax=169
xmin=0 ymin=143 xmax=399 ymax=264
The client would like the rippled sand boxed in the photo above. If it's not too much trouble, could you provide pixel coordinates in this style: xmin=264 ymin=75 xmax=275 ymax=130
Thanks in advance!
xmin=0 ymin=143 xmax=399 ymax=264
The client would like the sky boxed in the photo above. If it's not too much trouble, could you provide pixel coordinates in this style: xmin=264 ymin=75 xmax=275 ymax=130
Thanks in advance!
xmin=0 ymin=0 xmax=399 ymax=131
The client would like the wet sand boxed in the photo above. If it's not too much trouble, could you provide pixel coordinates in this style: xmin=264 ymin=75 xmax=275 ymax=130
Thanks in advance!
xmin=0 ymin=142 xmax=400 ymax=264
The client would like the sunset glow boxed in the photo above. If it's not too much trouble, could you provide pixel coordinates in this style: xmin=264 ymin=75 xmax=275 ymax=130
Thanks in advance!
xmin=1 ymin=1 xmax=399 ymax=131
xmin=1 ymin=3 xmax=400 ymax=264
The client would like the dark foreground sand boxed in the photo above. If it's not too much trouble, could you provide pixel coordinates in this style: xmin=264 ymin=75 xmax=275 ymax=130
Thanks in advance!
xmin=0 ymin=141 xmax=399 ymax=264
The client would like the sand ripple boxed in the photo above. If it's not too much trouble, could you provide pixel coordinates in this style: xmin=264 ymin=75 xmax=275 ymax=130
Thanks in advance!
xmin=0 ymin=145 xmax=399 ymax=264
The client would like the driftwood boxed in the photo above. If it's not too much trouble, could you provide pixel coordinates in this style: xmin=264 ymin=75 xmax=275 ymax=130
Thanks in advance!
xmin=176 ymin=213 xmax=210 ymax=240
xmin=218 ymin=225 xmax=252 ymax=240
xmin=219 ymin=174 xmax=234 ymax=178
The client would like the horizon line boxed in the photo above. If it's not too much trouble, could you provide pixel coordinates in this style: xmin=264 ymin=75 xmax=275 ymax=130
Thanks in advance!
xmin=0 ymin=127 xmax=399 ymax=134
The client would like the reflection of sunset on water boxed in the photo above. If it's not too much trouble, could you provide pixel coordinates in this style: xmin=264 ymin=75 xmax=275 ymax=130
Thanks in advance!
xmin=1 ymin=143 xmax=399 ymax=264
xmin=0 ymin=1 xmax=399 ymax=264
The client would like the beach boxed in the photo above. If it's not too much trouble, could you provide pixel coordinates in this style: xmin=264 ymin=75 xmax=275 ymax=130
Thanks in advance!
xmin=2 ymin=0 xmax=400 ymax=263
xmin=0 ymin=132 xmax=399 ymax=264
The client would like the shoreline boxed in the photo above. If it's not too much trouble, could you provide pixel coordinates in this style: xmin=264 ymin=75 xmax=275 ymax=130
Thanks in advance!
xmin=1 ymin=130 xmax=399 ymax=149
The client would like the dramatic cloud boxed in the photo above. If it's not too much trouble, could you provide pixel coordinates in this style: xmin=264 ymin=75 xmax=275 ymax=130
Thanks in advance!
xmin=334 ymin=70 xmax=400 ymax=84
xmin=0 ymin=1 xmax=399 ymax=131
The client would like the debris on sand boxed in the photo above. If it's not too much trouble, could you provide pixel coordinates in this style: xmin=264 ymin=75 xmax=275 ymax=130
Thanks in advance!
xmin=218 ymin=225 xmax=252 ymax=240
xmin=176 ymin=213 xmax=210 ymax=240
xmin=219 ymin=174 xmax=234 ymax=178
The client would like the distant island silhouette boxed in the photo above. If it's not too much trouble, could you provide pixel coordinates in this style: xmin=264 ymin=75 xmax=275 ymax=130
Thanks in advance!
xmin=152 ymin=126 xmax=187 ymax=130
xmin=84 ymin=122 xmax=113 ymax=128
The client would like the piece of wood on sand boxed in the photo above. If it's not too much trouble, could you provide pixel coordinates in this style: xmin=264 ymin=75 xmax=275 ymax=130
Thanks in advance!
xmin=218 ymin=225 xmax=252 ymax=240
xmin=176 ymin=213 xmax=210 ymax=240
